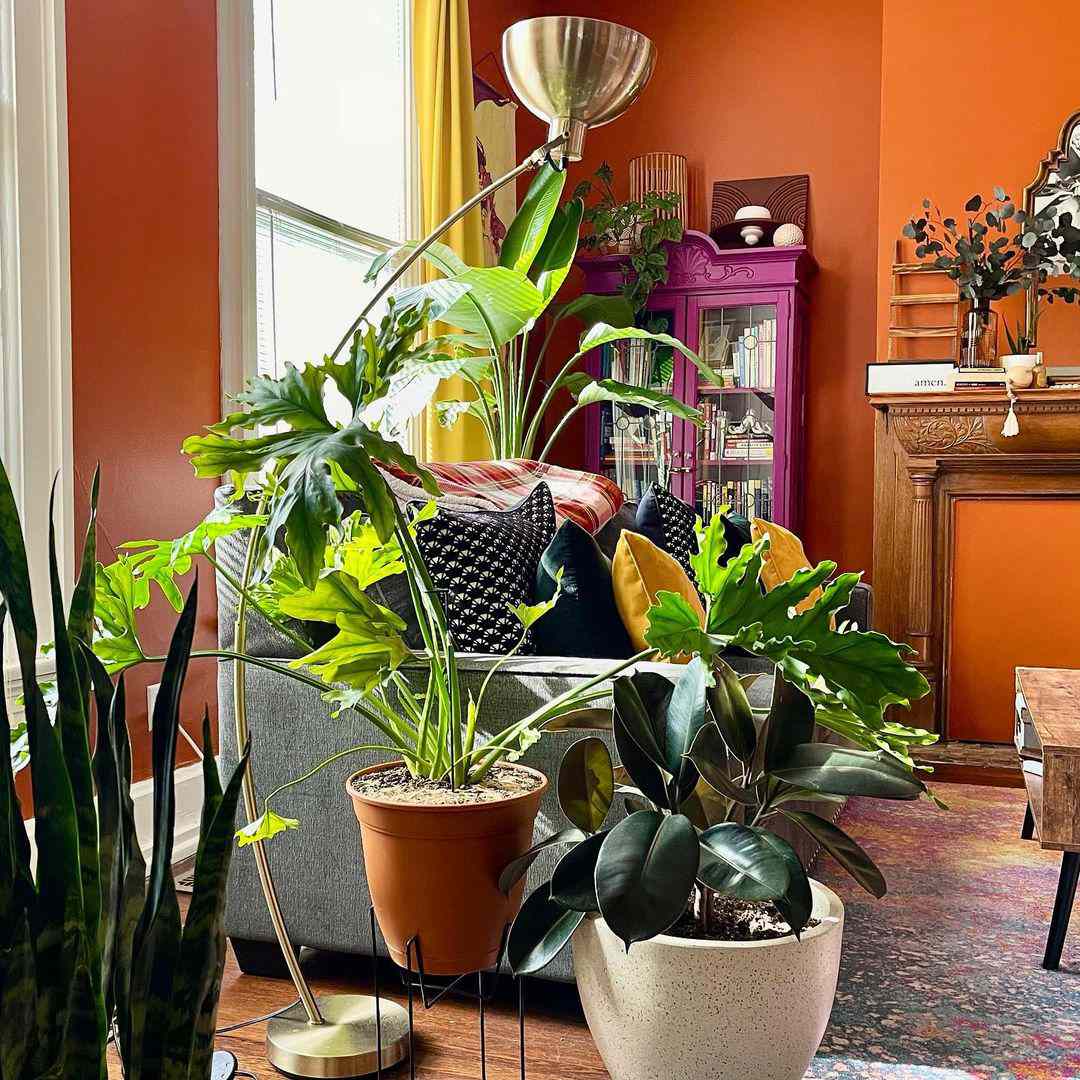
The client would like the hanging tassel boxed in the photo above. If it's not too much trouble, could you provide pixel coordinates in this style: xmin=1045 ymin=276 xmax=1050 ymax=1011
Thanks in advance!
xmin=1002 ymin=394 xmax=1019 ymax=438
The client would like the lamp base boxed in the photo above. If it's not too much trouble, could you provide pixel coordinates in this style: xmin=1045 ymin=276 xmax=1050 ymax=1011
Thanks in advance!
xmin=266 ymin=994 xmax=409 ymax=1078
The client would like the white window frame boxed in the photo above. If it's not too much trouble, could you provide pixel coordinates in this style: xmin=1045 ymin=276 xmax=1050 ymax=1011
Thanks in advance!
xmin=217 ymin=0 xmax=420 ymax=410
xmin=0 ymin=0 xmax=73 ymax=672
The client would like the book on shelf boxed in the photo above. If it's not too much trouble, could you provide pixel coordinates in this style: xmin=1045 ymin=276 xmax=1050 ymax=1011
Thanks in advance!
xmin=711 ymin=314 xmax=777 ymax=389
xmin=699 ymin=477 xmax=773 ymax=520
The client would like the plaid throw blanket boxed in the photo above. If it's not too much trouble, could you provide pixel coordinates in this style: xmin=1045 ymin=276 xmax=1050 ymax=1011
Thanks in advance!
xmin=379 ymin=458 xmax=624 ymax=534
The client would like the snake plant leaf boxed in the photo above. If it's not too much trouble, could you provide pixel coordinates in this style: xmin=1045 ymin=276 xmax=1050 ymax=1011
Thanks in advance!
xmin=664 ymin=657 xmax=710 ymax=806
xmin=550 ymin=829 xmax=607 ymax=912
xmin=506 ymin=881 xmax=586 ymax=976
xmin=549 ymin=292 xmax=635 ymax=332
xmin=68 ymin=464 xmax=100 ymax=652
xmin=127 ymin=582 xmax=197 ymax=1076
xmin=498 ymin=826 xmax=586 ymax=895
xmin=782 ymin=809 xmax=887 ymax=898
xmin=573 ymin=323 xmax=722 ymax=387
xmin=686 ymin=724 xmax=755 ymax=805
xmin=164 ymin=714 xmax=251 ymax=1075
xmin=500 ymin=162 xmax=566 ymax=274
xmin=756 ymin=831 xmax=813 ymax=937
xmin=698 ymin=822 xmax=790 ymax=901
xmin=611 ymin=673 xmax=672 ymax=808
xmin=769 ymin=743 xmax=927 ymax=799
xmin=0 ymin=607 xmax=35 ymax=1080
xmin=596 ymin=810 xmax=700 ymax=949
xmin=235 ymin=809 xmax=302 ymax=848
xmin=531 ymin=197 xmax=584 ymax=309
xmin=557 ymin=737 xmax=614 ymax=833
xmin=560 ymin=372 xmax=703 ymax=424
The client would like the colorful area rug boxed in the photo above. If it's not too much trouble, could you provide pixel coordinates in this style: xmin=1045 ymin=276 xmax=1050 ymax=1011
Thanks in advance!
xmin=808 ymin=784 xmax=1080 ymax=1079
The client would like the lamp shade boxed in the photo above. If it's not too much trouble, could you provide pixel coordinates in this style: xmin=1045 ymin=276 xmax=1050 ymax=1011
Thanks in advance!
xmin=502 ymin=16 xmax=656 ymax=163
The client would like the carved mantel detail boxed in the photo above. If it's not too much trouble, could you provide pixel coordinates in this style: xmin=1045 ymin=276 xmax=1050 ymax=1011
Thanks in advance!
xmin=871 ymin=388 xmax=1080 ymax=736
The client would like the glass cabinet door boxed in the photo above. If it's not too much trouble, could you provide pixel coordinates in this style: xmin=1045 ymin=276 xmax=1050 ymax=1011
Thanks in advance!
xmin=694 ymin=302 xmax=778 ymax=522
xmin=597 ymin=306 xmax=679 ymax=501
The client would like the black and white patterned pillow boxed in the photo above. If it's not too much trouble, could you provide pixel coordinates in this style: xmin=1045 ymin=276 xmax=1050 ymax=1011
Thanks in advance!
xmin=635 ymin=483 xmax=699 ymax=580
xmin=412 ymin=482 xmax=556 ymax=654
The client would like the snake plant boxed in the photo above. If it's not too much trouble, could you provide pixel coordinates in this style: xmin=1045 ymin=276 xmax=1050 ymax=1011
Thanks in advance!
xmin=0 ymin=458 xmax=250 ymax=1079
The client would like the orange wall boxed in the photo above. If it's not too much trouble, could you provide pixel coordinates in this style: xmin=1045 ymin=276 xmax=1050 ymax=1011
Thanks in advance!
xmin=877 ymin=0 xmax=1080 ymax=359
xmin=65 ymin=0 xmax=221 ymax=780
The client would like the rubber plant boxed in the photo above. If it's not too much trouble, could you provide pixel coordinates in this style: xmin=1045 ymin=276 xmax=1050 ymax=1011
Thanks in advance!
xmin=364 ymin=163 xmax=720 ymax=460
xmin=503 ymin=660 xmax=929 ymax=974
xmin=0 ymin=457 xmax=250 ymax=1079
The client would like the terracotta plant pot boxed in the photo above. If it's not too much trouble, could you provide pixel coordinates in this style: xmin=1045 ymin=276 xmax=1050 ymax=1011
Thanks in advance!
xmin=347 ymin=760 xmax=548 ymax=976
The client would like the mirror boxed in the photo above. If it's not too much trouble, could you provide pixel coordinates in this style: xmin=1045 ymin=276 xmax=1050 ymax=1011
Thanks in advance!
xmin=1023 ymin=110 xmax=1080 ymax=365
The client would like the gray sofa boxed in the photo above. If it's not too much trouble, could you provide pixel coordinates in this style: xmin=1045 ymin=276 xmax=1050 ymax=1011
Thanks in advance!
xmin=214 ymin=526 xmax=871 ymax=983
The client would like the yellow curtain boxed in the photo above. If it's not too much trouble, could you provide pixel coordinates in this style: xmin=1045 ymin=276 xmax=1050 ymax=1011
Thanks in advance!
xmin=413 ymin=0 xmax=489 ymax=462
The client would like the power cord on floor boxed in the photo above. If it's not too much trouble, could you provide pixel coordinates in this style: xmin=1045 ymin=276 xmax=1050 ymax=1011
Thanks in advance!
xmin=215 ymin=997 xmax=300 ymax=1035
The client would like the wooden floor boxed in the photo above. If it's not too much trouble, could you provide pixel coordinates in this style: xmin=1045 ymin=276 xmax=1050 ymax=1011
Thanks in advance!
xmin=107 ymin=898 xmax=606 ymax=1079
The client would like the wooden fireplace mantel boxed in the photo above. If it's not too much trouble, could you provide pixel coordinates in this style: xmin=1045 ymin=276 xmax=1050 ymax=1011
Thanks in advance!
xmin=870 ymin=387 xmax=1080 ymax=734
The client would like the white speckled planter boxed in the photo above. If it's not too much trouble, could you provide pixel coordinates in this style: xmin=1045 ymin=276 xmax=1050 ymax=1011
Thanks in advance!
xmin=573 ymin=880 xmax=844 ymax=1080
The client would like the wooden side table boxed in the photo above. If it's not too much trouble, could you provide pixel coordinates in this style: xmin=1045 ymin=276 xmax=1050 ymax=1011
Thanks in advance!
xmin=1015 ymin=667 xmax=1080 ymax=970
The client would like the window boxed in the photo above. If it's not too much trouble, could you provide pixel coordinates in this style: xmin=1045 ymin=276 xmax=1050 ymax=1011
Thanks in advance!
xmin=0 ymin=0 xmax=72 ymax=659
xmin=221 ymin=0 xmax=417 ymax=431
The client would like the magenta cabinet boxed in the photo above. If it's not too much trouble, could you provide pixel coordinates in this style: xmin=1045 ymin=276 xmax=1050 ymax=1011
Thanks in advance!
xmin=579 ymin=230 xmax=814 ymax=533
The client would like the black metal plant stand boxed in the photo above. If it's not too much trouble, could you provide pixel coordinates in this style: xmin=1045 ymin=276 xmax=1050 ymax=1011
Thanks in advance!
xmin=368 ymin=907 xmax=527 ymax=1079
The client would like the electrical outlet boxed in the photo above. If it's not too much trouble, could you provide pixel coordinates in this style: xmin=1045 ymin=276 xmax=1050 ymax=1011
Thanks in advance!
xmin=146 ymin=682 xmax=160 ymax=730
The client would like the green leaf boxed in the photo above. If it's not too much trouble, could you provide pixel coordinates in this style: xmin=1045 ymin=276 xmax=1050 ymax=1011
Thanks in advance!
xmin=762 ymin=674 xmax=816 ymax=772
xmin=706 ymin=657 xmax=757 ymax=762
xmin=500 ymin=163 xmax=566 ymax=274
xmin=93 ymin=558 xmax=149 ymax=672
xmin=561 ymin=373 xmax=702 ymax=423
xmin=508 ymin=566 xmax=562 ymax=630
xmin=235 ymin=809 xmax=301 ymax=848
xmin=506 ymin=882 xmax=585 ymax=975
xmin=595 ymin=810 xmax=700 ymax=948
xmin=782 ymin=809 xmax=886 ymax=897
xmin=643 ymin=589 xmax=709 ymax=659
xmin=557 ymin=737 xmax=614 ymax=833
xmin=757 ymin=831 xmax=813 ymax=937
xmin=532 ymin=198 xmax=584 ymax=308
xmin=664 ymin=657 xmax=710 ymax=804
xmin=437 ymin=266 xmax=545 ymax=347
xmin=770 ymin=743 xmax=927 ymax=799
xmin=698 ymin=822 xmax=790 ymax=900
xmin=611 ymin=673 xmax=672 ymax=807
xmin=691 ymin=511 xmax=729 ymax=595
xmin=686 ymin=723 xmax=755 ymax=804
xmin=550 ymin=830 xmax=606 ymax=912
xmin=498 ymin=826 xmax=586 ymax=895
xmin=279 ymin=569 xmax=405 ymax=630
xmin=550 ymin=292 xmax=635 ymax=331
xmin=291 ymin=624 xmax=410 ymax=692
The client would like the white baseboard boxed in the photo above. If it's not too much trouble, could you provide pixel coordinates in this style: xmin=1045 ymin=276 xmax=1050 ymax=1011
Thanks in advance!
xmin=25 ymin=760 xmax=209 ymax=871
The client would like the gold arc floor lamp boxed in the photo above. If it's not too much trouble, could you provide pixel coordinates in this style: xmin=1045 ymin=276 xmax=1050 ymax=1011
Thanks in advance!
xmin=238 ymin=16 xmax=656 ymax=1078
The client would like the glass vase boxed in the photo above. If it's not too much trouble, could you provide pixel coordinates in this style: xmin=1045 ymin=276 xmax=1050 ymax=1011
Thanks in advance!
xmin=960 ymin=300 xmax=1000 ymax=368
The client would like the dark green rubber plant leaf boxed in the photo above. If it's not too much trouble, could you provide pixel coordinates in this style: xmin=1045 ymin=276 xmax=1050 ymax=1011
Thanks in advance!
xmin=612 ymin=673 xmax=671 ymax=808
xmin=506 ymin=882 xmax=586 ymax=976
xmin=595 ymin=810 xmax=700 ymax=949
xmin=697 ymin=822 xmax=790 ymax=901
xmin=498 ymin=827 xmax=585 ymax=896
xmin=557 ymin=737 xmax=614 ymax=834
xmin=782 ymin=809 xmax=887 ymax=898
xmin=761 ymin=674 xmax=817 ymax=773
xmin=550 ymin=830 xmax=607 ymax=912
xmin=686 ymin=724 xmax=755 ymax=806
xmin=500 ymin=162 xmax=566 ymax=274
xmin=769 ymin=743 xmax=927 ymax=799
xmin=756 ymin=830 xmax=813 ymax=937
xmin=664 ymin=657 xmax=710 ymax=806
xmin=707 ymin=656 xmax=757 ymax=763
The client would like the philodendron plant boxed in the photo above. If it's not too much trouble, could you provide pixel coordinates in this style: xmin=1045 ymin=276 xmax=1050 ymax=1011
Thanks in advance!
xmin=364 ymin=163 xmax=721 ymax=460
xmin=504 ymin=660 xmax=928 ymax=973
xmin=0 ymin=459 xmax=250 ymax=1079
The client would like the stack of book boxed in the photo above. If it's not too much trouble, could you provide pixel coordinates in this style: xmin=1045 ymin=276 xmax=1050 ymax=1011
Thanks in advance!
xmin=699 ymin=477 xmax=772 ymax=520
xmin=954 ymin=366 xmax=1007 ymax=389
xmin=700 ymin=402 xmax=774 ymax=461
xmin=709 ymin=316 xmax=777 ymax=389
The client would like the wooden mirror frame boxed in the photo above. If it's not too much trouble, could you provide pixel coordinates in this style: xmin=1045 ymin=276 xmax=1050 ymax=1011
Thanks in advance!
xmin=1023 ymin=109 xmax=1080 ymax=340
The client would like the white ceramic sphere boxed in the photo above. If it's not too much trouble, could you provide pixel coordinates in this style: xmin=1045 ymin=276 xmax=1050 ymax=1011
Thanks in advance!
xmin=773 ymin=223 xmax=805 ymax=247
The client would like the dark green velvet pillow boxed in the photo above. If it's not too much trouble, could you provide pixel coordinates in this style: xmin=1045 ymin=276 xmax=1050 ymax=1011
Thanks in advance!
xmin=533 ymin=519 xmax=634 ymax=660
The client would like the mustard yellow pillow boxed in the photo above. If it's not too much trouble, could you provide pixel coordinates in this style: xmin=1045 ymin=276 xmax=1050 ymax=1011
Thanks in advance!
xmin=750 ymin=517 xmax=821 ymax=614
xmin=611 ymin=531 xmax=705 ymax=658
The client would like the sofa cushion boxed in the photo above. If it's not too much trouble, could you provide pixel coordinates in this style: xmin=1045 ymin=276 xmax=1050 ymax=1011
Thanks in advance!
xmin=533 ymin=519 xmax=634 ymax=660
xmin=751 ymin=516 xmax=822 ymax=615
xmin=611 ymin=531 xmax=705 ymax=656
xmin=635 ymin=483 xmax=698 ymax=578
xmin=411 ymin=481 xmax=556 ymax=653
